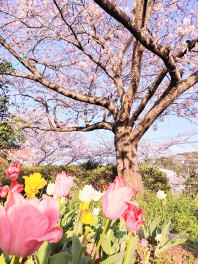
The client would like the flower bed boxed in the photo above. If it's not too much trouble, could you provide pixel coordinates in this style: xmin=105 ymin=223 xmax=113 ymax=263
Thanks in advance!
xmin=0 ymin=163 xmax=197 ymax=263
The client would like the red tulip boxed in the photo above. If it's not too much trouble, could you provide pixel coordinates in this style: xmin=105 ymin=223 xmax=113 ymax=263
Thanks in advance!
xmin=10 ymin=180 xmax=24 ymax=193
xmin=5 ymin=163 xmax=21 ymax=180
xmin=0 ymin=185 xmax=9 ymax=198
xmin=102 ymin=176 xmax=137 ymax=220
xmin=0 ymin=191 xmax=62 ymax=257
xmin=122 ymin=201 xmax=145 ymax=232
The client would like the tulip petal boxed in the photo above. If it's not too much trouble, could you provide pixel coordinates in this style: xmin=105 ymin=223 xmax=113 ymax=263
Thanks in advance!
xmin=0 ymin=205 xmax=10 ymax=253
xmin=102 ymin=186 xmax=132 ymax=220
xmin=36 ymin=226 xmax=63 ymax=243
xmin=37 ymin=196 xmax=60 ymax=229
xmin=5 ymin=191 xmax=25 ymax=210
xmin=7 ymin=203 xmax=49 ymax=257
xmin=54 ymin=172 xmax=74 ymax=197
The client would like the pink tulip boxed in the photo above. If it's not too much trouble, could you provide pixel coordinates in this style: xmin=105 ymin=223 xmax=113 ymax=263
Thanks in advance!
xmin=5 ymin=163 xmax=21 ymax=180
xmin=0 ymin=191 xmax=62 ymax=257
xmin=54 ymin=171 xmax=74 ymax=197
xmin=122 ymin=201 xmax=145 ymax=232
xmin=102 ymin=176 xmax=137 ymax=220
xmin=0 ymin=185 xmax=9 ymax=198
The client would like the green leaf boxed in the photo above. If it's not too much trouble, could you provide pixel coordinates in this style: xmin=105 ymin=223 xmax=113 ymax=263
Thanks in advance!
xmin=50 ymin=234 xmax=67 ymax=252
xmin=114 ymin=231 xmax=127 ymax=239
xmin=71 ymin=234 xmax=87 ymax=264
xmin=34 ymin=241 xmax=51 ymax=264
xmin=101 ymin=238 xmax=112 ymax=255
xmin=159 ymin=220 xmax=171 ymax=246
xmin=49 ymin=252 xmax=72 ymax=264
xmin=72 ymin=234 xmax=82 ymax=263
xmin=61 ymin=210 xmax=75 ymax=227
xmin=145 ymin=251 xmax=151 ymax=264
xmin=159 ymin=238 xmax=186 ymax=253
xmin=123 ymin=235 xmax=138 ymax=264
xmin=100 ymin=252 xmax=125 ymax=264
xmin=0 ymin=252 xmax=10 ymax=264
xmin=150 ymin=217 xmax=161 ymax=235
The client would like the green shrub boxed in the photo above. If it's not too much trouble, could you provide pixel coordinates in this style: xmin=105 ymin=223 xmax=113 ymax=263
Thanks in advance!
xmin=185 ymin=173 xmax=198 ymax=197
xmin=0 ymin=163 xmax=170 ymax=192
xmin=6 ymin=164 xmax=115 ymax=191
xmin=80 ymin=159 xmax=101 ymax=170
xmin=138 ymin=191 xmax=198 ymax=243
xmin=140 ymin=165 xmax=171 ymax=192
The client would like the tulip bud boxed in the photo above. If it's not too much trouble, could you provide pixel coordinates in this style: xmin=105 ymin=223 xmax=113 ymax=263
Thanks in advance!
xmin=5 ymin=163 xmax=21 ymax=180
xmin=0 ymin=185 xmax=9 ymax=198
xmin=46 ymin=182 xmax=55 ymax=196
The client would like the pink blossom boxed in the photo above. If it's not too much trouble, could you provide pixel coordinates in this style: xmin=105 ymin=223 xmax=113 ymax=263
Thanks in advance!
xmin=0 ymin=191 xmax=62 ymax=257
xmin=5 ymin=163 xmax=21 ymax=180
xmin=0 ymin=185 xmax=9 ymax=198
xmin=54 ymin=171 xmax=74 ymax=197
xmin=102 ymin=176 xmax=137 ymax=220
xmin=122 ymin=201 xmax=145 ymax=232
xmin=140 ymin=238 xmax=148 ymax=248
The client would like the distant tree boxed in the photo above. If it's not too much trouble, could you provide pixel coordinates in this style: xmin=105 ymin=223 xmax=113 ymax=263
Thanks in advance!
xmin=21 ymin=129 xmax=100 ymax=166
xmin=0 ymin=0 xmax=197 ymax=194
xmin=0 ymin=80 xmax=24 ymax=157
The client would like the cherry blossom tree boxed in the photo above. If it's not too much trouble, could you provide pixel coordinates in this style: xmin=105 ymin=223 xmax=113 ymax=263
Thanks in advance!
xmin=20 ymin=130 xmax=101 ymax=166
xmin=0 ymin=0 xmax=197 ymax=194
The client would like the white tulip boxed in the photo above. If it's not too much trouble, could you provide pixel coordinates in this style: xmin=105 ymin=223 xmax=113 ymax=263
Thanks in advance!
xmin=79 ymin=185 xmax=95 ymax=203
xmin=92 ymin=208 xmax=100 ymax=217
xmin=156 ymin=190 xmax=167 ymax=200
xmin=46 ymin=182 xmax=55 ymax=196
xmin=155 ymin=233 xmax=162 ymax=242
xmin=92 ymin=189 xmax=103 ymax=201
xmin=60 ymin=197 xmax=67 ymax=204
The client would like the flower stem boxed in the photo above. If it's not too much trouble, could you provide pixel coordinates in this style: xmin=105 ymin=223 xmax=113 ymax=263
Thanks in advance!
xmin=74 ymin=207 xmax=82 ymax=234
xmin=91 ymin=218 xmax=111 ymax=264
xmin=123 ymin=232 xmax=138 ymax=264
xmin=10 ymin=256 xmax=21 ymax=264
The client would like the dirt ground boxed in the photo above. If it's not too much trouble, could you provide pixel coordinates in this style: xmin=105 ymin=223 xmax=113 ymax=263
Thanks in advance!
xmin=162 ymin=245 xmax=198 ymax=264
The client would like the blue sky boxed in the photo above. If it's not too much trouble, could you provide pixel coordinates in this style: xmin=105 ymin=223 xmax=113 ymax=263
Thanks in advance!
xmin=143 ymin=116 xmax=198 ymax=153
xmin=89 ymin=115 xmax=198 ymax=155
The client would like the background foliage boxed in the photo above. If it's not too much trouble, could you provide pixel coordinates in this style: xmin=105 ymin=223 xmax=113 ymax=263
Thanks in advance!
xmin=0 ymin=80 xmax=24 ymax=156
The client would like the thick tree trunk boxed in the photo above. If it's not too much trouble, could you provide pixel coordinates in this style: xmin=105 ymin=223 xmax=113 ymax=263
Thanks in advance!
xmin=115 ymin=126 xmax=145 ymax=196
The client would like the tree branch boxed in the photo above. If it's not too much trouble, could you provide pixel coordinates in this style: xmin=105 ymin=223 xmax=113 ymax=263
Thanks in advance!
xmin=1 ymin=71 xmax=116 ymax=114
xmin=93 ymin=0 xmax=181 ymax=84
xmin=131 ymin=71 xmax=198 ymax=141
xmin=130 ymin=36 xmax=198 ymax=122
xmin=0 ymin=36 xmax=41 ymax=76
xmin=131 ymin=68 xmax=167 ymax=122
xmin=53 ymin=0 xmax=114 ymax=80
xmin=21 ymin=121 xmax=114 ymax=132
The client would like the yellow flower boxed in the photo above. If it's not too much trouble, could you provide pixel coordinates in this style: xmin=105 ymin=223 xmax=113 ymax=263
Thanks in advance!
xmin=80 ymin=202 xmax=89 ymax=210
xmin=81 ymin=210 xmax=97 ymax=225
xmin=23 ymin=173 xmax=47 ymax=199
xmin=84 ymin=226 xmax=93 ymax=234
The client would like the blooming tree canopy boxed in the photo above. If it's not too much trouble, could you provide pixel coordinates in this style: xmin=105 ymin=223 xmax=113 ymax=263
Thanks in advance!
xmin=20 ymin=130 xmax=101 ymax=166
xmin=0 ymin=0 xmax=197 ymax=194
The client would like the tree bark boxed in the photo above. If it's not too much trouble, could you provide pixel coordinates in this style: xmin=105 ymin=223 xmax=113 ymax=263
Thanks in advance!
xmin=115 ymin=125 xmax=145 ymax=196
